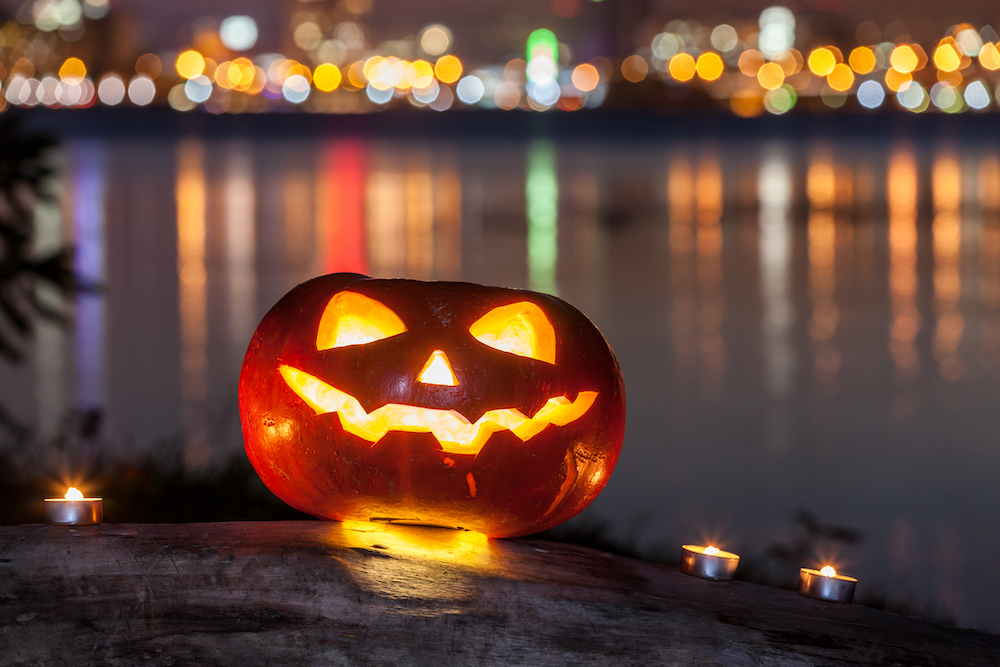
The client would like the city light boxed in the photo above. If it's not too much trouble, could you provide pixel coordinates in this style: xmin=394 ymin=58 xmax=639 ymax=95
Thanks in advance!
xmin=3 ymin=4 xmax=1000 ymax=115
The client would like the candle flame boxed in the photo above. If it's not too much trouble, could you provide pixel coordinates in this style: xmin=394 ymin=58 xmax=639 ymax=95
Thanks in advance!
xmin=65 ymin=487 xmax=84 ymax=501
xmin=820 ymin=565 xmax=837 ymax=577
xmin=703 ymin=546 xmax=720 ymax=556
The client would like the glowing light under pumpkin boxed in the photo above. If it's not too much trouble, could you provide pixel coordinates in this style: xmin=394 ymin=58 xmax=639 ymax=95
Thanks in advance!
xmin=280 ymin=365 xmax=597 ymax=455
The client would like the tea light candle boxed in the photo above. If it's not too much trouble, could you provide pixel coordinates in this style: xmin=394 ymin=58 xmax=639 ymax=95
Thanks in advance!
xmin=44 ymin=487 xmax=103 ymax=526
xmin=799 ymin=565 xmax=856 ymax=603
xmin=680 ymin=544 xmax=740 ymax=581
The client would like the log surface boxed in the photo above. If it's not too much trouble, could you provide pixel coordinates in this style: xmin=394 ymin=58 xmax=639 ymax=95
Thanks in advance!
xmin=0 ymin=521 xmax=997 ymax=666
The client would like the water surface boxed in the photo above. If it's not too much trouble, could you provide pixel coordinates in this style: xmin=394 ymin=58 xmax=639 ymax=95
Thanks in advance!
xmin=6 ymin=128 xmax=1000 ymax=631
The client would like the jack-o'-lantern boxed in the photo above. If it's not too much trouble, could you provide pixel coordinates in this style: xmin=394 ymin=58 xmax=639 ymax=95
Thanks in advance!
xmin=239 ymin=273 xmax=625 ymax=537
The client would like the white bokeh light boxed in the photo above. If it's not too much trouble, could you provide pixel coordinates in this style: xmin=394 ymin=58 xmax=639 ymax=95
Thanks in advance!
xmin=128 ymin=75 xmax=156 ymax=106
xmin=97 ymin=74 xmax=125 ymax=105
xmin=857 ymin=80 xmax=885 ymax=109
xmin=220 ymin=16 xmax=258 ymax=51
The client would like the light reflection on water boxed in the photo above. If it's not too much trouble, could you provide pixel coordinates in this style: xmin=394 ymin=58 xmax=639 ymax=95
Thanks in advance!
xmin=10 ymin=135 xmax=1000 ymax=632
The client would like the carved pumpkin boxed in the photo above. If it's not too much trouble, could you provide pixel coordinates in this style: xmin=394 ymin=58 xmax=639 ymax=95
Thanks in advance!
xmin=239 ymin=273 xmax=625 ymax=537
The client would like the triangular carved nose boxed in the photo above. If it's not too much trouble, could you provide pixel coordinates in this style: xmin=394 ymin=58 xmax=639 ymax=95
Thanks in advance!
xmin=418 ymin=350 xmax=458 ymax=386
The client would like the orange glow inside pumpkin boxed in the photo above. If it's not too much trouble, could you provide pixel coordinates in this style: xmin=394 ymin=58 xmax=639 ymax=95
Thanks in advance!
xmin=469 ymin=301 xmax=557 ymax=364
xmin=317 ymin=291 xmax=407 ymax=350
xmin=418 ymin=350 xmax=459 ymax=386
xmin=279 ymin=365 xmax=597 ymax=455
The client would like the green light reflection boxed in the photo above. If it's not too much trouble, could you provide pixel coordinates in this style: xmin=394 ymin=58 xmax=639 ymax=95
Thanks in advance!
xmin=526 ymin=140 xmax=558 ymax=295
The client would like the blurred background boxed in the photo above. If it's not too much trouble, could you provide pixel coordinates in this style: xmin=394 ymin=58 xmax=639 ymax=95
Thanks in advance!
xmin=0 ymin=0 xmax=999 ymax=636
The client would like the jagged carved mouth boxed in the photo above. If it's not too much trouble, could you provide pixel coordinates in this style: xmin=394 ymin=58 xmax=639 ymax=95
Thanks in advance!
xmin=280 ymin=365 xmax=597 ymax=456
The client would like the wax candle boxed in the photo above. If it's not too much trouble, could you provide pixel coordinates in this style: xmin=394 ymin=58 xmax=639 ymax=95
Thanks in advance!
xmin=680 ymin=544 xmax=740 ymax=580
xmin=799 ymin=565 xmax=857 ymax=603
xmin=44 ymin=487 xmax=103 ymax=526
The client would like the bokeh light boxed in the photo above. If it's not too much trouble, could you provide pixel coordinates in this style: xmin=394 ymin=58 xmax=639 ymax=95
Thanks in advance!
xmin=435 ymin=55 xmax=463 ymax=84
xmin=59 ymin=57 xmax=86 ymax=83
xmin=696 ymin=52 xmax=724 ymax=81
xmin=934 ymin=43 xmax=961 ymax=72
xmin=220 ymin=16 xmax=258 ymax=51
xmin=184 ymin=75 xmax=212 ymax=103
xmin=127 ymin=75 xmax=156 ymax=106
xmin=964 ymin=80 xmax=990 ymax=109
xmin=314 ymin=64 xmax=342 ymax=92
xmin=827 ymin=63 xmax=854 ymax=92
xmin=176 ymin=51 xmax=206 ymax=80
xmin=890 ymin=45 xmax=918 ymax=74
xmin=757 ymin=62 xmax=785 ymax=90
xmin=572 ymin=63 xmax=599 ymax=92
xmin=857 ymin=80 xmax=885 ymax=108
xmin=420 ymin=25 xmax=453 ymax=56
xmin=668 ymin=53 xmax=696 ymax=81
xmin=979 ymin=43 xmax=1000 ymax=70
xmin=848 ymin=47 xmax=876 ymax=75
xmin=456 ymin=75 xmax=484 ymax=104
xmin=711 ymin=24 xmax=738 ymax=53
xmin=622 ymin=55 xmax=648 ymax=82
xmin=808 ymin=48 xmax=836 ymax=76
xmin=97 ymin=74 xmax=125 ymax=105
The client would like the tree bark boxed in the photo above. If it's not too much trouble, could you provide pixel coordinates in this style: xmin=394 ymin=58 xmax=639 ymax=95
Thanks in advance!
xmin=0 ymin=521 xmax=996 ymax=665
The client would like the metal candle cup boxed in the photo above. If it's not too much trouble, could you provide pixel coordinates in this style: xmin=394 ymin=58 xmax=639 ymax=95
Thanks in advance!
xmin=798 ymin=567 xmax=856 ymax=603
xmin=44 ymin=488 xmax=103 ymax=526
xmin=680 ymin=545 xmax=740 ymax=581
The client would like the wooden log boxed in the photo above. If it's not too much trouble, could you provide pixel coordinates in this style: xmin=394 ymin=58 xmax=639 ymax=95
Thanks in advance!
xmin=0 ymin=521 xmax=997 ymax=665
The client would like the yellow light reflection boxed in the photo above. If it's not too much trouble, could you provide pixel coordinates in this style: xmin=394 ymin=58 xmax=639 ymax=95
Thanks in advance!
xmin=808 ymin=206 xmax=839 ymax=393
xmin=932 ymin=153 xmax=964 ymax=382
xmin=433 ymin=163 xmax=462 ymax=279
xmin=367 ymin=165 xmax=406 ymax=275
xmin=176 ymin=140 xmax=209 ymax=468
xmin=888 ymin=147 xmax=921 ymax=399
xmin=224 ymin=145 xmax=256 ymax=367
xmin=695 ymin=157 xmax=725 ymax=397
xmin=331 ymin=521 xmax=493 ymax=603
xmin=980 ymin=156 xmax=1000 ymax=376
xmin=405 ymin=159 xmax=434 ymax=278
xmin=280 ymin=365 xmax=597 ymax=456
xmin=668 ymin=156 xmax=696 ymax=375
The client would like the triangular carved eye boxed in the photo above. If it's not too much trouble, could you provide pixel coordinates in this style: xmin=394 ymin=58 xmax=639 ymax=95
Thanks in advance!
xmin=317 ymin=291 xmax=407 ymax=350
xmin=469 ymin=301 xmax=556 ymax=364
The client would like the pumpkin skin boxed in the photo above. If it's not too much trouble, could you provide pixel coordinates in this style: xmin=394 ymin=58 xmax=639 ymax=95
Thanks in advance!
xmin=239 ymin=273 xmax=625 ymax=537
